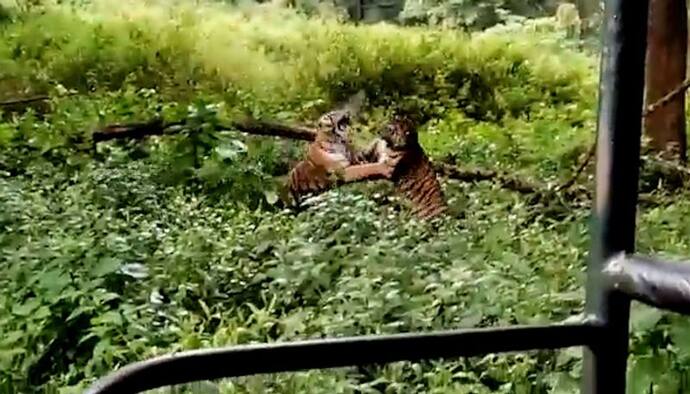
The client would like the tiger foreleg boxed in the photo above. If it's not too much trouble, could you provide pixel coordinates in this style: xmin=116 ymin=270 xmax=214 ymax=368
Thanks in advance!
xmin=335 ymin=158 xmax=400 ymax=184
xmin=354 ymin=138 xmax=388 ymax=164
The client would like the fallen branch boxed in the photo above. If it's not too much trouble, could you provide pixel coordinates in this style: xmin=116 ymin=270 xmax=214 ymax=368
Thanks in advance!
xmin=0 ymin=92 xmax=80 ymax=108
xmin=231 ymin=118 xmax=316 ymax=141
xmin=434 ymin=163 xmax=544 ymax=195
xmin=91 ymin=117 xmax=317 ymax=143
xmin=92 ymin=118 xmax=178 ymax=143
xmin=555 ymin=143 xmax=596 ymax=192
xmin=0 ymin=95 xmax=51 ymax=107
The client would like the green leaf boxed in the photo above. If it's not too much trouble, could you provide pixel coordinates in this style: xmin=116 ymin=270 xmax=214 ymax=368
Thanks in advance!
xmin=546 ymin=372 xmax=579 ymax=394
xmin=90 ymin=257 xmax=122 ymax=277
xmin=92 ymin=339 xmax=111 ymax=360
xmin=12 ymin=298 xmax=41 ymax=316
xmin=215 ymin=140 xmax=247 ymax=160
xmin=555 ymin=347 xmax=581 ymax=368
xmin=627 ymin=355 xmax=667 ymax=394
xmin=0 ymin=349 xmax=24 ymax=365
xmin=68 ymin=305 xmax=95 ymax=322
xmin=38 ymin=268 xmax=71 ymax=296
xmin=0 ymin=124 xmax=15 ymax=146
xmin=0 ymin=331 xmax=25 ymax=347
xmin=627 ymin=357 xmax=654 ymax=394
xmin=92 ymin=311 xmax=123 ymax=326
xmin=34 ymin=306 xmax=51 ymax=320
xmin=119 ymin=263 xmax=149 ymax=279
xmin=668 ymin=318 xmax=690 ymax=358
xmin=630 ymin=305 xmax=664 ymax=332
xmin=264 ymin=190 xmax=279 ymax=205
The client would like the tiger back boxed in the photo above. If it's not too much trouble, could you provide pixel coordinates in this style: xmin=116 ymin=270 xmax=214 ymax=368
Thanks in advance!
xmin=365 ymin=115 xmax=447 ymax=220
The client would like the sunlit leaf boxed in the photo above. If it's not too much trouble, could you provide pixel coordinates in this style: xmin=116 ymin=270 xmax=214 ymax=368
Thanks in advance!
xmin=119 ymin=263 xmax=149 ymax=279
xmin=630 ymin=304 xmax=664 ymax=333
xmin=12 ymin=298 xmax=41 ymax=316
xmin=264 ymin=190 xmax=279 ymax=205
xmin=90 ymin=257 xmax=122 ymax=277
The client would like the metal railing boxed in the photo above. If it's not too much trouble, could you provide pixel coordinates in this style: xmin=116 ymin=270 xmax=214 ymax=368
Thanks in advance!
xmin=87 ymin=0 xmax=690 ymax=392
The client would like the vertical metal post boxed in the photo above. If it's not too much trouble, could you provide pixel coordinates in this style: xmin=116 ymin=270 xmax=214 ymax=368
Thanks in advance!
xmin=583 ymin=0 xmax=649 ymax=393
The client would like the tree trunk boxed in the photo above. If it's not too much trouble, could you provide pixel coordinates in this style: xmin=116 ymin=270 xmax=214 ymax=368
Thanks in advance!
xmin=643 ymin=0 xmax=688 ymax=162
xmin=575 ymin=0 xmax=597 ymax=18
xmin=575 ymin=0 xmax=599 ymax=35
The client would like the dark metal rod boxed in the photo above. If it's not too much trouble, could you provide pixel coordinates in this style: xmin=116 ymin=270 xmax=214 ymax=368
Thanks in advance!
xmin=603 ymin=253 xmax=690 ymax=315
xmin=86 ymin=322 xmax=600 ymax=394
xmin=583 ymin=0 xmax=649 ymax=392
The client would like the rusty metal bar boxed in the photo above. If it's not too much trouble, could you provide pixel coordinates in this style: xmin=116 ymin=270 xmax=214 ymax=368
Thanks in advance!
xmin=582 ymin=0 xmax=649 ymax=392
xmin=603 ymin=253 xmax=690 ymax=315
xmin=86 ymin=322 xmax=600 ymax=394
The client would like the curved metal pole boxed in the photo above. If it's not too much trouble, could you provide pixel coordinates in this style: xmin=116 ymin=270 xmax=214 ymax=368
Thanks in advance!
xmin=86 ymin=323 xmax=599 ymax=394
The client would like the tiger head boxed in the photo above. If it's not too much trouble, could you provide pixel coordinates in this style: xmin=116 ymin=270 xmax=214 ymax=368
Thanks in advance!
xmin=382 ymin=114 xmax=418 ymax=149
xmin=317 ymin=110 xmax=351 ymax=139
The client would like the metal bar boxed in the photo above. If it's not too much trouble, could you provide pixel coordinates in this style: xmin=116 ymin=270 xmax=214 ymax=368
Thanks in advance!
xmin=603 ymin=253 xmax=690 ymax=315
xmin=583 ymin=0 xmax=649 ymax=392
xmin=86 ymin=322 xmax=599 ymax=394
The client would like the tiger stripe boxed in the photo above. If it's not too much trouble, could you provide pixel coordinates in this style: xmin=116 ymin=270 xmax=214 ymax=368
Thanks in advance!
xmin=372 ymin=115 xmax=447 ymax=220
xmin=286 ymin=110 xmax=397 ymax=205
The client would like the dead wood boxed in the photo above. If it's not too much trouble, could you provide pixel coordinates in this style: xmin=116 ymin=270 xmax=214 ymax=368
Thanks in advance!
xmin=92 ymin=118 xmax=176 ymax=142
xmin=434 ymin=163 xmax=543 ymax=195
xmin=91 ymin=116 xmax=318 ymax=143
xmin=231 ymin=118 xmax=317 ymax=141
xmin=0 ymin=95 xmax=52 ymax=107
xmin=0 ymin=92 xmax=80 ymax=108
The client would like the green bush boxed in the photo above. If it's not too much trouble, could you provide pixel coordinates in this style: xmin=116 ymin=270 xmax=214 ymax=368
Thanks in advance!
xmin=0 ymin=0 xmax=596 ymax=114
xmin=2 ymin=2 xmax=690 ymax=394
xmin=398 ymin=0 xmax=553 ymax=31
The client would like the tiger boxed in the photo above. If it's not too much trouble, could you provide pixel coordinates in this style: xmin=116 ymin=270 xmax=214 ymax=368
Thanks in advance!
xmin=362 ymin=114 xmax=448 ymax=220
xmin=286 ymin=109 xmax=400 ymax=205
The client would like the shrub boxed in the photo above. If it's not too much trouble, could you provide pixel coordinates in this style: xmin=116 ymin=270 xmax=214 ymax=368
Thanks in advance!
xmin=5 ymin=2 xmax=688 ymax=394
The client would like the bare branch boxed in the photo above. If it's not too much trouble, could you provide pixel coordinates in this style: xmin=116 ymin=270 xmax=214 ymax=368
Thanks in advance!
xmin=434 ymin=163 xmax=543 ymax=195
xmin=0 ymin=92 xmax=80 ymax=108
xmin=91 ymin=117 xmax=317 ymax=143
xmin=555 ymin=143 xmax=596 ymax=192
xmin=92 ymin=119 xmax=175 ymax=143
xmin=229 ymin=118 xmax=316 ymax=141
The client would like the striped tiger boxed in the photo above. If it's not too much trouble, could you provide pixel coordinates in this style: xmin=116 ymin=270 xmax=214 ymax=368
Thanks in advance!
xmin=363 ymin=114 xmax=447 ymax=219
xmin=286 ymin=110 xmax=399 ymax=205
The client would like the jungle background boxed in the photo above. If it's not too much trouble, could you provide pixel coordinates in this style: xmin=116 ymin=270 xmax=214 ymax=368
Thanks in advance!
xmin=2 ymin=0 xmax=690 ymax=393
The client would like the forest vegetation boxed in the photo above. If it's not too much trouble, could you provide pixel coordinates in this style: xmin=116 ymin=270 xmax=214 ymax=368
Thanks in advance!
xmin=1 ymin=1 xmax=690 ymax=393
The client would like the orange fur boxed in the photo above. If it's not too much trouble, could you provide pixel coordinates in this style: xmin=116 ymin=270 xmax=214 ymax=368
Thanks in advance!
xmin=287 ymin=110 xmax=397 ymax=204
xmin=366 ymin=115 xmax=447 ymax=220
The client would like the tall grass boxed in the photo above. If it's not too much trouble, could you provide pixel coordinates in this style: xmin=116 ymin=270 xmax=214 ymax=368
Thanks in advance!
xmin=0 ymin=0 xmax=599 ymax=182
xmin=0 ymin=0 xmax=596 ymax=115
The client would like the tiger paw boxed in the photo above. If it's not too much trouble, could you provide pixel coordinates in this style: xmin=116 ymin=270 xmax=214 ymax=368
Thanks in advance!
xmin=380 ymin=155 xmax=401 ymax=178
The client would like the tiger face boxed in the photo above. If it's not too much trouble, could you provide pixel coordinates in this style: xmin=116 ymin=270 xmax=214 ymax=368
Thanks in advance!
xmin=382 ymin=115 xmax=417 ymax=149
xmin=317 ymin=110 xmax=351 ymax=139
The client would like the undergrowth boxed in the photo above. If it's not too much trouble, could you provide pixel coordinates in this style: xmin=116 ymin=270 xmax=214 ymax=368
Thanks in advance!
xmin=0 ymin=2 xmax=689 ymax=394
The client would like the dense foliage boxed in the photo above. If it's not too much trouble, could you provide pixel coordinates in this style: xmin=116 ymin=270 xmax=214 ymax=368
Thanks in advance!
xmin=398 ymin=0 xmax=559 ymax=30
xmin=1 ymin=1 xmax=690 ymax=393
